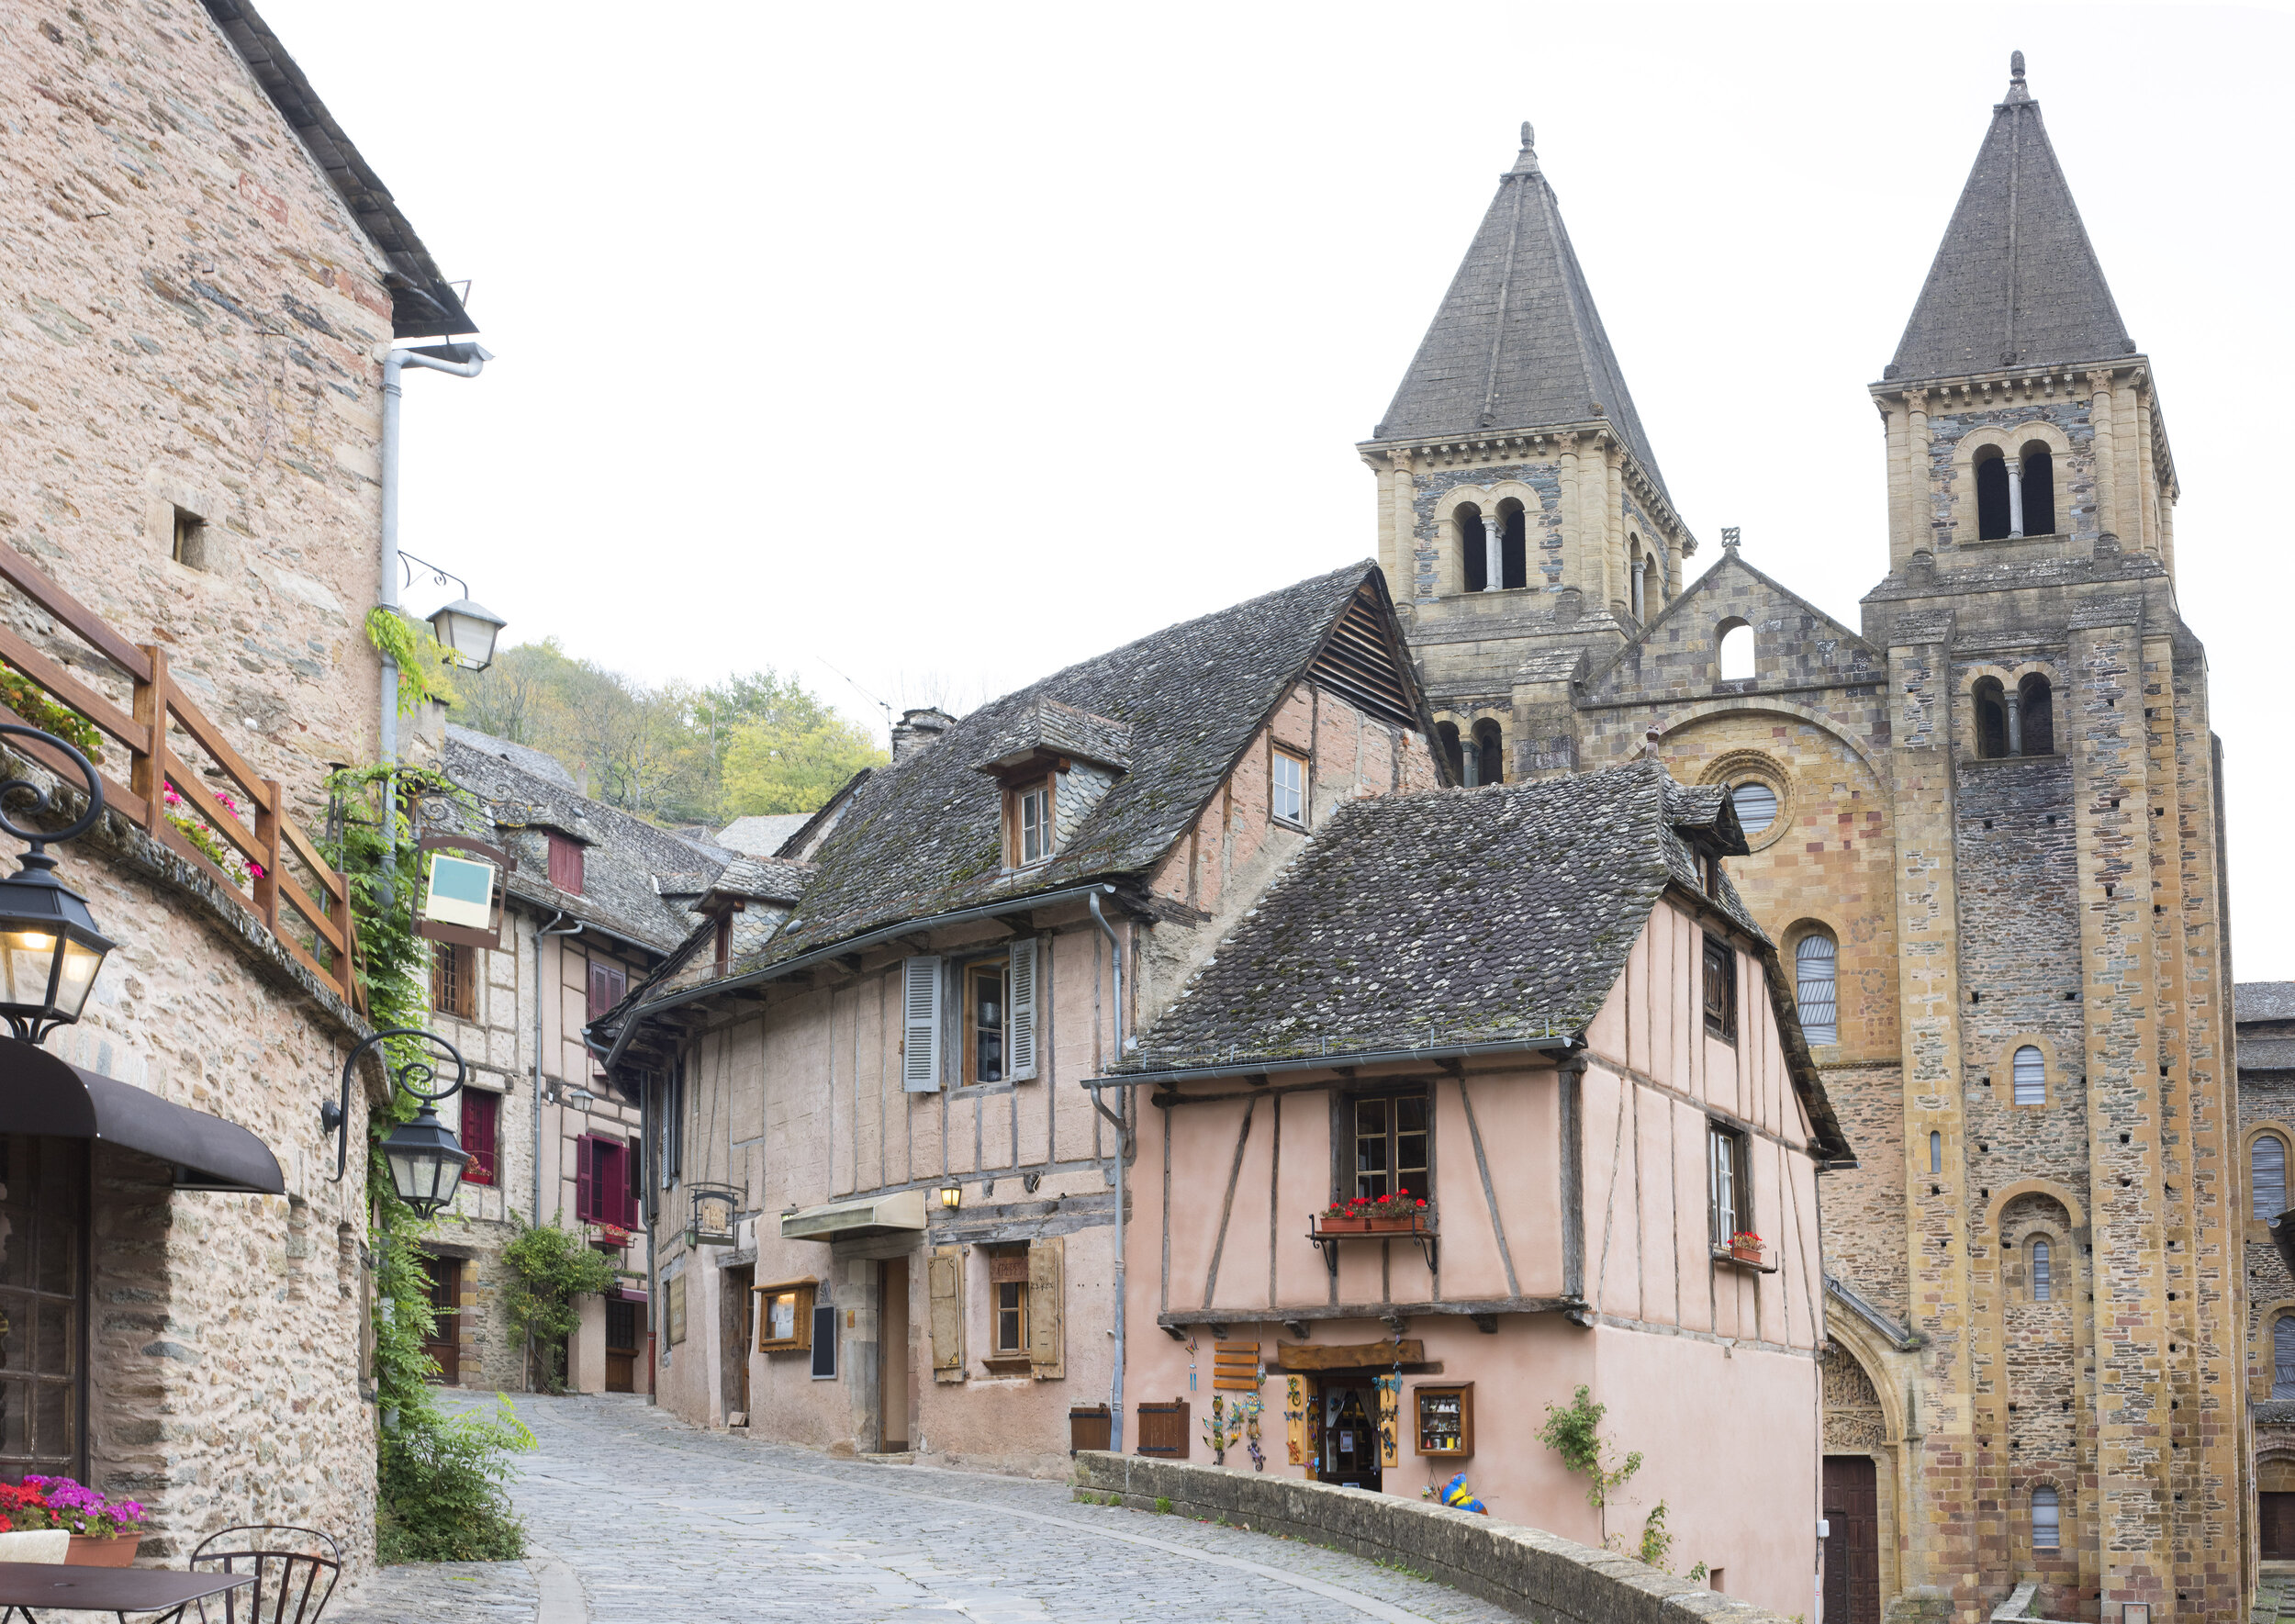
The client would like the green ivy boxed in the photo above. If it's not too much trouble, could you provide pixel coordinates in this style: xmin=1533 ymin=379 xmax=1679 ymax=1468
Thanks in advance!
xmin=0 ymin=663 xmax=103 ymax=759
xmin=501 ymin=1221 xmax=615 ymax=1394
xmin=364 ymin=608 xmax=462 ymax=716
xmin=321 ymin=761 xmax=532 ymax=1563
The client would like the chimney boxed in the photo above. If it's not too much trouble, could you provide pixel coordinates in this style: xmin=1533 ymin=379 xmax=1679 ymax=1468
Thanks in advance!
xmin=891 ymin=707 xmax=957 ymax=763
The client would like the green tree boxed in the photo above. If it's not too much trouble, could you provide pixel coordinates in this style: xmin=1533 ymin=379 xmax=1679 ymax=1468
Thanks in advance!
xmin=503 ymin=1220 xmax=617 ymax=1394
xmin=721 ymin=706 xmax=887 ymax=816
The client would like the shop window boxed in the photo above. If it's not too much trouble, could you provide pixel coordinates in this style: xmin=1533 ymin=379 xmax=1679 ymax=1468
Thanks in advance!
xmin=2012 ymin=1046 xmax=2045 ymax=1105
xmin=1703 ymin=934 xmax=1737 ymax=1039
xmin=0 ymin=1137 xmax=87 ymax=1482
xmin=756 ymin=1278 xmax=817 ymax=1353
xmin=666 ymin=1272 xmax=688 ymax=1346
xmin=2032 ymin=1485 xmax=2060 ymax=1551
xmin=1974 ymin=678 xmax=2009 ymax=759
xmin=1976 ymin=447 xmax=2010 ymax=540
xmin=1707 ymin=1119 xmax=1750 ymax=1248
xmin=1349 ymin=1091 xmax=1429 ymax=1201
xmin=1795 ymin=930 xmax=1837 ymax=1045
xmin=2276 ymin=1315 xmax=2295 ymax=1400
xmin=547 ymin=832 xmax=585 ymax=895
xmin=1271 ymin=748 xmax=1306 ymax=825
xmin=431 ymin=941 xmax=477 ymax=1021
xmin=462 ymin=1088 xmax=499 ymax=1188
xmin=2021 ymin=446 xmax=2056 ymax=535
xmin=2256 ymin=1132 xmax=2289 ymax=1221
xmin=2020 ymin=674 xmax=2054 ymax=755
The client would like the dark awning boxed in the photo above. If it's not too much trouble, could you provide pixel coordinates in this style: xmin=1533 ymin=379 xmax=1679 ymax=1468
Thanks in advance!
xmin=0 ymin=1037 xmax=284 ymax=1194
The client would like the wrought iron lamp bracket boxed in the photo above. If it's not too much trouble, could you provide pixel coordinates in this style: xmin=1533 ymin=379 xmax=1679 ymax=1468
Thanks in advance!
xmin=322 ymin=1026 xmax=469 ymax=1182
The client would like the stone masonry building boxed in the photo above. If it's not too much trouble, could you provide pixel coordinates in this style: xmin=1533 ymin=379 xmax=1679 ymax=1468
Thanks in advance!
xmin=1366 ymin=57 xmax=2243 ymax=1624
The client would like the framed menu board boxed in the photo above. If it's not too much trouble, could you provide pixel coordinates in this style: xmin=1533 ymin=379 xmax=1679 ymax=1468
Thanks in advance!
xmin=756 ymin=1277 xmax=818 ymax=1354
xmin=1414 ymin=1383 xmax=1474 ymax=1459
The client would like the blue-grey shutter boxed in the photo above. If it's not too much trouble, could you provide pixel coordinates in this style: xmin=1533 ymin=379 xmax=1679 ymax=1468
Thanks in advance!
xmin=2032 ymin=1240 xmax=2051 ymax=1301
xmin=2256 ymin=1133 xmax=2289 ymax=1221
xmin=902 ymin=957 xmax=943 ymax=1092
xmin=2012 ymin=1046 xmax=2045 ymax=1106
xmin=2276 ymin=1315 xmax=2295 ymax=1400
xmin=1007 ymin=938 xmax=1038 ymax=1081
xmin=1795 ymin=934 xmax=1836 ymax=1045
xmin=1731 ymin=781 xmax=1777 ymax=835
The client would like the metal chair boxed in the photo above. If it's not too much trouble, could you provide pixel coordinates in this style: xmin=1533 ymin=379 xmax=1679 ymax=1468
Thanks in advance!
xmin=183 ymin=1526 xmax=341 ymax=1624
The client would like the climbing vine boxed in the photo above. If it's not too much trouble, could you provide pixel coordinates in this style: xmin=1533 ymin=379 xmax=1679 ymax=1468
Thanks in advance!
xmin=1537 ymin=1384 xmax=1643 ymax=1550
xmin=321 ymin=761 xmax=532 ymax=1562
xmin=364 ymin=608 xmax=463 ymax=716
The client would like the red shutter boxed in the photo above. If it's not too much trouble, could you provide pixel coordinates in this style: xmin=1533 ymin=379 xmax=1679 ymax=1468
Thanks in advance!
xmin=549 ymin=833 xmax=585 ymax=895
xmin=576 ymin=1133 xmax=597 ymax=1223
xmin=464 ymin=1091 xmax=499 ymax=1187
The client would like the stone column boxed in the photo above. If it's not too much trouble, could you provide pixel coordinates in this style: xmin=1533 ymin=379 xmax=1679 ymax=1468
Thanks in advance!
xmin=1904 ymin=392 xmax=1931 ymax=556
xmin=1461 ymin=732 xmax=1480 ymax=787
xmin=2006 ymin=454 xmax=2025 ymax=537
xmin=1557 ymin=434 xmax=1584 ymax=597
xmin=1483 ymin=514 xmax=1504 ymax=592
xmin=2087 ymin=371 xmax=2118 ymax=543
xmin=1391 ymin=450 xmax=1423 ymax=599
xmin=2004 ymin=687 xmax=2022 ymax=756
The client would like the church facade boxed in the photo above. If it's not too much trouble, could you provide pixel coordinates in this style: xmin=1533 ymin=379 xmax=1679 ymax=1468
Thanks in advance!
xmin=1367 ymin=57 xmax=2245 ymax=1624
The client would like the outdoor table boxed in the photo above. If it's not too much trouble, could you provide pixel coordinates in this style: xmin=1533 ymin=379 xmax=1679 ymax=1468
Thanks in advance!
xmin=0 ymin=1560 xmax=255 ymax=1621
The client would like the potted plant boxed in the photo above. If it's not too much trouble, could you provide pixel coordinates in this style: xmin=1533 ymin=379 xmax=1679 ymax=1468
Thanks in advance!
xmin=14 ymin=1477 xmax=148 ymax=1566
xmin=1318 ymin=1193 xmax=1429 ymax=1234
xmin=1729 ymin=1230 xmax=1765 ymax=1264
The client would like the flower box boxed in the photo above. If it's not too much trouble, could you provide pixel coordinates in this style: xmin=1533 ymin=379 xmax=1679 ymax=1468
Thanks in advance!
xmin=1730 ymin=1242 xmax=1763 ymax=1263
xmin=66 ymin=1533 xmax=139 ymax=1567
xmin=1317 ymin=1214 xmax=1420 ymax=1235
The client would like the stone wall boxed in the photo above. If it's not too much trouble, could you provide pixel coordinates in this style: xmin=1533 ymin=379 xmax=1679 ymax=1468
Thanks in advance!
xmin=1071 ymin=1452 xmax=1793 ymax=1624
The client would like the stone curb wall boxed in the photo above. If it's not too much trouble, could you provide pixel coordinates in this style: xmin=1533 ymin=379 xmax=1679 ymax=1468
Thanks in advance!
xmin=1070 ymin=1452 xmax=1795 ymax=1624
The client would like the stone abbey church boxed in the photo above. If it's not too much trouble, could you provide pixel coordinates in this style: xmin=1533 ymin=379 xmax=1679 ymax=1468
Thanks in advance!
xmin=1366 ymin=56 xmax=2245 ymax=1624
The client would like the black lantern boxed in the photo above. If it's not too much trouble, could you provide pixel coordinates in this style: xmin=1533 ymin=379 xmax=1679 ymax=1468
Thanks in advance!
xmin=688 ymin=1182 xmax=743 ymax=1247
xmin=0 ymin=725 xmax=114 ymax=1045
xmin=325 ymin=1026 xmax=471 ymax=1219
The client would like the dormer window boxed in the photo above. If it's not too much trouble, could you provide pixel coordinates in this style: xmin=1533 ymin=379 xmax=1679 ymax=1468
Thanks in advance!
xmin=548 ymin=831 xmax=585 ymax=895
xmin=1012 ymin=779 xmax=1054 ymax=868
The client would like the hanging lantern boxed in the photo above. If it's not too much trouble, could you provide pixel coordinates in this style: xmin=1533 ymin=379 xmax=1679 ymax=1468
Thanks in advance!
xmin=382 ymin=1103 xmax=471 ymax=1218
xmin=0 ymin=725 xmax=112 ymax=1046
xmin=688 ymin=1182 xmax=743 ymax=1247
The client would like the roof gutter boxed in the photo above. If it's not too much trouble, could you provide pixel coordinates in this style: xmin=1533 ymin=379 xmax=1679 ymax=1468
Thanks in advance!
xmin=595 ymin=881 xmax=1125 ymax=1072
xmin=1085 ymin=1032 xmax=1579 ymax=1092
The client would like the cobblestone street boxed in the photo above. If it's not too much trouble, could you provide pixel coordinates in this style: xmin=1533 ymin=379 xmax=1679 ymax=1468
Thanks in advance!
xmin=331 ymin=1395 xmax=1519 ymax=1623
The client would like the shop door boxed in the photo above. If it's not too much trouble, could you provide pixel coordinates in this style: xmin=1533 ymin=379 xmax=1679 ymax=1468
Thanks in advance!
xmin=879 ymin=1258 xmax=910 ymax=1452
xmin=605 ymin=1298 xmax=640 ymax=1394
xmin=1822 ymin=1457 xmax=1880 ymax=1624
xmin=2263 ymin=1493 xmax=2295 ymax=1561
xmin=723 ymin=1266 xmax=752 ymax=1419
xmin=417 ymin=1255 xmax=460 ymax=1386
xmin=0 ymin=1137 xmax=87 ymax=1484
xmin=1322 ymin=1383 xmax=1382 ymax=1492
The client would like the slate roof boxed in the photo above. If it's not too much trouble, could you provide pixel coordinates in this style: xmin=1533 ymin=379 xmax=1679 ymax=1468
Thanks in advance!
xmin=731 ymin=562 xmax=1411 ymax=971
xmin=972 ymin=700 xmax=1135 ymax=776
xmin=1373 ymin=126 xmax=1671 ymax=504
xmin=200 ymin=0 xmax=476 ymax=338
xmin=2241 ymin=1038 xmax=2295 ymax=1074
xmin=1886 ymin=56 xmax=2133 ymax=383
xmin=700 ymin=856 xmax=812 ymax=910
xmin=1124 ymin=757 xmax=1849 ymax=1158
xmin=445 ymin=724 xmax=578 ymax=790
xmin=716 ymin=813 xmax=813 ymax=857
xmin=2238 ymin=982 xmax=2295 ymax=1025
xmin=439 ymin=728 xmax=734 ymax=954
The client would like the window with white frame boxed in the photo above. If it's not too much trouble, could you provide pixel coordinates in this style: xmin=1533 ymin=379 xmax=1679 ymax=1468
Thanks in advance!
xmin=2012 ymin=1045 xmax=2045 ymax=1105
xmin=1271 ymin=748 xmax=1306 ymax=826
xmin=1013 ymin=780 xmax=1053 ymax=867
xmin=1707 ymin=1119 xmax=1749 ymax=1249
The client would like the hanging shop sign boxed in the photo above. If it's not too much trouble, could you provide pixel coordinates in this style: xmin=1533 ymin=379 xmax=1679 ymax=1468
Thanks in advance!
xmin=417 ymin=834 xmax=512 ymax=950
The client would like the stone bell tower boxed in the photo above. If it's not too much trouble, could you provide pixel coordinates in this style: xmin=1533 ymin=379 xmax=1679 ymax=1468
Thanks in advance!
xmin=1851 ymin=51 xmax=2245 ymax=1624
xmin=1361 ymin=122 xmax=1696 ymax=783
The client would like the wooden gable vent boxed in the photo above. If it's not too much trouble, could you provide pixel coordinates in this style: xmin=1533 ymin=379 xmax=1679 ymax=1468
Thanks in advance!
xmin=1310 ymin=588 xmax=1420 ymax=729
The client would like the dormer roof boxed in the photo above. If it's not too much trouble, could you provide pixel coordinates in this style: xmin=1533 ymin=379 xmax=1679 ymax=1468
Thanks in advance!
xmin=971 ymin=700 xmax=1134 ymax=778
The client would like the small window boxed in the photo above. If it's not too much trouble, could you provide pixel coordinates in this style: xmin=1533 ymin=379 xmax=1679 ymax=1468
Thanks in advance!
xmin=2012 ymin=1045 xmax=2044 ymax=1106
xmin=576 ymin=1135 xmax=634 ymax=1227
xmin=1271 ymin=749 xmax=1306 ymax=825
xmin=1012 ymin=779 xmax=1054 ymax=867
xmin=1471 ymin=722 xmax=1502 ymax=788
xmin=2031 ymin=1239 xmax=2051 ymax=1302
xmin=1703 ymin=935 xmax=1737 ymax=1038
xmin=461 ymin=1088 xmax=499 ymax=1188
xmin=2019 ymin=675 xmax=2054 ymax=756
xmin=2021 ymin=447 xmax=2056 ymax=536
xmin=1707 ymin=1119 xmax=1750 ymax=1248
xmin=1730 ymin=780 xmax=1777 ymax=835
xmin=431 ymin=941 xmax=477 ymax=1021
xmin=1437 ymin=722 xmax=1465 ymax=784
xmin=964 ymin=960 xmax=1007 ymax=1085
xmin=1975 ymin=447 xmax=2010 ymax=541
xmin=1718 ymin=621 xmax=1753 ymax=682
xmin=2032 ymin=1485 xmax=2060 ymax=1551
xmin=1457 ymin=503 xmax=1487 ymax=594
xmin=171 ymin=506 xmax=208 ymax=569
xmin=1498 ymin=500 xmax=1527 ymax=590
xmin=587 ymin=958 xmax=627 ymax=1023
xmin=1930 ymin=1130 xmax=1942 ymax=1175
xmin=548 ymin=832 xmax=586 ymax=894
xmin=1974 ymin=678 xmax=2009 ymax=759
xmin=988 ymin=1251 xmax=1031 ymax=1355
xmin=2276 ymin=1315 xmax=2295 ymax=1400
xmin=2255 ymin=1132 xmax=2289 ymax=1222
xmin=1795 ymin=931 xmax=1837 ymax=1045
xmin=1350 ymin=1092 xmax=1429 ymax=1201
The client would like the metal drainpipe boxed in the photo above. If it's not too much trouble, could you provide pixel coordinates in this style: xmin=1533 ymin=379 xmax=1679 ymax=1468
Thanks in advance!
xmin=532 ymin=912 xmax=580 ymax=1227
xmin=378 ymin=343 xmax=490 ymax=890
xmin=1087 ymin=889 xmax=1127 ymax=1453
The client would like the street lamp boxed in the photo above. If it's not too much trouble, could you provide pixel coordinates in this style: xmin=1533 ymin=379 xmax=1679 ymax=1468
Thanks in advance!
xmin=323 ymin=1026 xmax=472 ymax=1218
xmin=938 ymin=1181 xmax=963 ymax=1211
xmin=427 ymin=599 xmax=508 ymax=673
xmin=0 ymin=724 xmax=113 ymax=1046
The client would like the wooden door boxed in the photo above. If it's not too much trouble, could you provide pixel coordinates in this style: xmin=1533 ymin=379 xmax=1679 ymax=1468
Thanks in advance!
xmin=723 ymin=1266 xmax=752 ymax=1419
xmin=2262 ymin=1493 xmax=2295 ymax=1561
xmin=1823 ymin=1457 xmax=1880 ymax=1624
xmin=605 ymin=1297 xmax=640 ymax=1394
xmin=1324 ymin=1383 xmax=1382 ymax=1491
xmin=419 ymin=1255 xmax=460 ymax=1386
xmin=879 ymin=1259 xmax=910 ymax=1451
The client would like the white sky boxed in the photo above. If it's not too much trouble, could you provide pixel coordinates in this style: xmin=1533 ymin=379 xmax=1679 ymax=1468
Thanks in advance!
xmin=254 ymin=0 xmax=2295 ymax=978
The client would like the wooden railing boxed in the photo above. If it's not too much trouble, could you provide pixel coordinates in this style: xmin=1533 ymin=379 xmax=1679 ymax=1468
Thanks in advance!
xmin=0 ymin=547 xmax=361 ymax=1009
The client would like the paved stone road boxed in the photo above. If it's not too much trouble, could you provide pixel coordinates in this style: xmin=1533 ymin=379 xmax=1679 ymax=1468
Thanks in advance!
xmin=332 ymin=1394 xmax=1520 ymax=1624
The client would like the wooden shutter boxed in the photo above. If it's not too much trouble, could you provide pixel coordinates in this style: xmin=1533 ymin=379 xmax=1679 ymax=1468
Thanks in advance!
xmin=927 ymin=1245 xmax=964 ymax=1382
xmin=621 ymin=1138 xmax=643 ymax=1228
xmin=902 ymin=957 xmax=943 ymax=1092
xmin=549 ymin=833 xmax=585 ymax=894
xmin=588 ymin=959 xmax=627 ymax=1023
xmin=1007 ymin=938 xmax=1038 ymax=1081
xmin=1026 ymin=1236 xmax=1063 ymax=1379
xmin=463 ymin=1090 xmax=498 ymax=1187
xmin=575 ymin=1134 xmax=597 ymax=1223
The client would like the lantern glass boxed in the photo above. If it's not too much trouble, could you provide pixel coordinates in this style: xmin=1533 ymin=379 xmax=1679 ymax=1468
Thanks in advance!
xmin=382 ymin=1107 xmax=471 ymax=1218
xmin=0 ymin=870 xmax=113 ymax=1040
xmin=0 ymin=927 xmax=61 ymax=1009
xmin=938 ymin=1182 xmax=962 ymax=1210
xmin=51 ymin=935 xmax=103 ymax=1020
xmin=428 ymin=599 xmax=507 ymax=671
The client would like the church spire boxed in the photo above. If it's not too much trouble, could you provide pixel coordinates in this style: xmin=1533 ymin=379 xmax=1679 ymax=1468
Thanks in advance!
xmin=1375 ymin=124 xmax=1672 ymax=503
xmin=1886 ymin=53 xmax=2134 ymax=382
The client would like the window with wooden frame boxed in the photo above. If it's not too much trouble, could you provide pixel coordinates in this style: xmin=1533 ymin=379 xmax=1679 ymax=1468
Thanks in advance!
xmin=1348 ymin=1090 xmax=1429 ymax=1201
xmin=756 ymin=1277 xmax=817 ymax=1353
xmin=587 ymin=958 xmax=628 ymax=1023
xmin=950 ymin=940 xmax=1038 ymax=1088
xmin=170 ymin=505 xmax=208 ymax=569
xmin=1413 ymin=1383 xmax=1474 ymax=1458
xmin=461 ymin=1088 xmax=500 ymax=1188
xmin=984 ymin=1247 xmax=1032 ymax=1372
xmin=1271 ymin=747 xmax=1307 ymax=826
xmin=1707 ymin=1119 xmax=1750 ymax=1249
xmin=1007 ymin=778 xmax=1055 ymax=868
xmin=547 ymin=831 xmax=585 ymax=894
xmin=431 ymin=941 xmax=477 ymax=1021
xmin=1702 ymin=934 xmax=1737 ymax=1039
